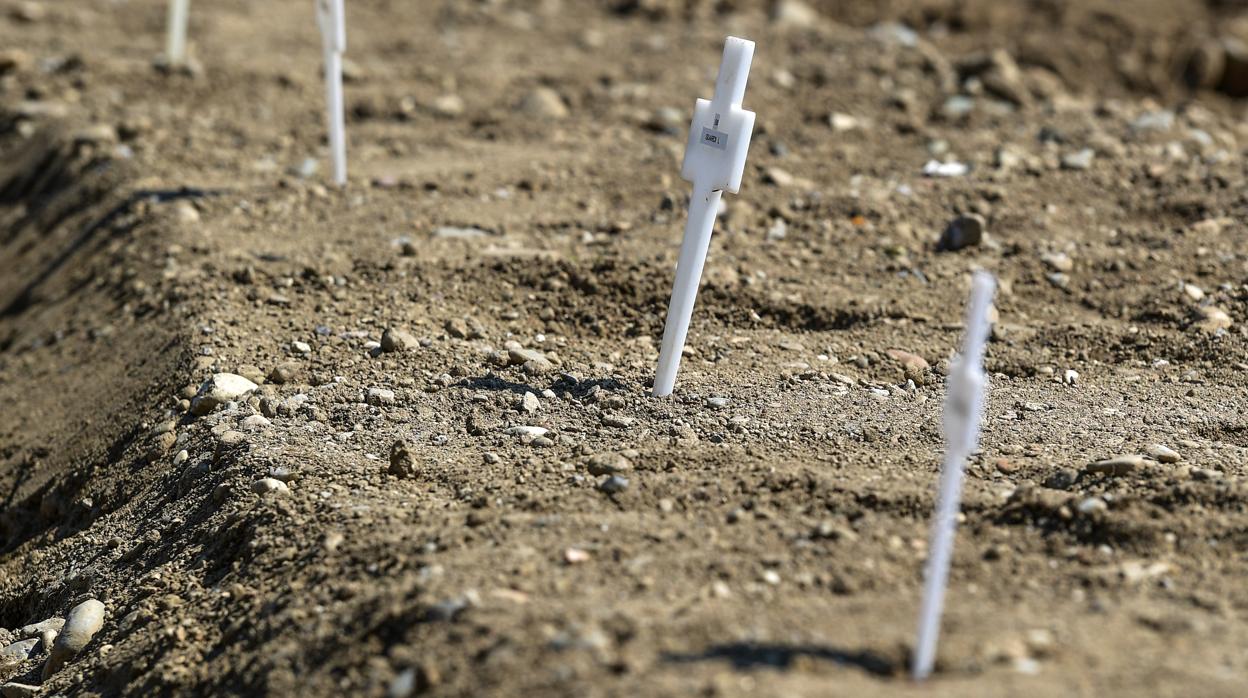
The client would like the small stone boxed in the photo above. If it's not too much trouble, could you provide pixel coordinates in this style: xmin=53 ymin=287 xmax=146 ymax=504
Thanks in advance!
xmin=923 ymin=160 xmax=969 ymax=177
xmin=507 ymin=348 xmax=553 ymax=372
xmin=430 ymin=94 xmax=465 ymax=117
xmin=19 ymin=618 xmax=64 ymax=639
xmin=1061 ymin=149 xmax=1095 ymax=170
xmin=1193 ymin=306 xmax=1232 ymax=333
xmin=520 ymin=391 xmax=540 ymax=413
xmin=1183 ymin=284 xmax=1205 ymax=302
xmin=1085 ymin=455 xmax=1147 ymax=477
xmin=380 ymin=328 xmax=420 ymax=353
xmin=389 ymin=439 xmax=419 ymax=478
xmin=190 ymin=373 xmax=259 ymax=416
xmin=1147 ymin=444 xmax=1181 ymax=464
xmin=828 ymin=112 xmax=860 ymax=132
xmin=770 ymin=0 xmax=819 ymax=27
xmin=250 ymin=478 xmax=289 ymax=495
xmin=239 ymin=415 xmax=271 ymax=432
xmin=291 ymin=340 xmax=312 ymax=354
xmin=1041 ymin=251 xmax=1073 ymax=272
xmin=1063 ymin=369 xmax=1079 ymax=386
xmin=706 ymin=397 xmax=730 ymax=409
xmin=267 ymin=361 xmax=304 ymax=385
xmin=519 ymin=87 xmax=568 ymax=119
xmin=586 ymin=453 xmax=632 ymax=476
xmin=1077 ymin=497 xmax=1108 ymax=515
xmin=598 ymin=475 xmax=630 ymax=494
xmin=504 ymin=426 xmax=548 ymax=438
xmin=433 ymin=226 xmax=490 ymax=239
xmin=1043 ymin=468 xmax=1079 ymax=490
xmin=42 ymin=599 xmax=105 ymax=680
xmin=601 ymin=414 xmax=635 ymax=428
xmin=1 ymin=683 xmax=39 ymax=698
xmin=938 ymin=214 xmax=985 ymax=251
xmin=367 ymin=388 xmax=397 ymax=406
xmin=563 ymin=548 xmax=591 ymax=564
xmin=1131 ymin=110 xmax=1175 ymax=133
xmin=0 ymin=638 xmax=39 ymax=662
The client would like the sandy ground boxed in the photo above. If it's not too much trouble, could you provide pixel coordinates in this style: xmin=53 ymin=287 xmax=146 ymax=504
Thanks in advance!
xmin=2 ymin=1 xmax=1248 ymax=696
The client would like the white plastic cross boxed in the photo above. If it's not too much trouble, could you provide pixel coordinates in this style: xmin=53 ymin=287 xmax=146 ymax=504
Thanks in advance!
xmin=912 ymin=270 xmax=996 ymax=681
xmin=316 ymin=0 xmax=348 ymax=186
xmin=166 ymin=0 xmax=191 ymax=67
xmin=653 ymin=36 xmax=756 ymax=397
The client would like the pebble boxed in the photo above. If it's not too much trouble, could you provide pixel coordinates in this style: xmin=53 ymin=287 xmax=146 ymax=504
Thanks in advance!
xmin=42 ymin=599 xmax=105 ymax=680
xmin=0 ymin=684 xmax=38 ymax=698
xmin=19 ymin=618 xmax=64 ymax=638
xmin=389 ymin=439 xmax=419 ymax=478
xmin=1063 ymin=369 xmax=1079 ymax=386
xmin=292 ymin=340 xmax=312 ymax=354
xmin=430 ymin=94 xmax=465 ymax=118
xmin=706 ymin=397 xmax=730 ymax=409
xmin=504 ymin=426 xmax=548 ymax=438
xmin=433 ymin=226 xmax=490 ymax=239
xmin=367 ymin=388 xmax=397 ymax=406
xmin=1147 ymin=444 xmax=1181 ymax=463
xmin=598 ymin=475 xmax=630 ymax=494
xmin=0 ymin=638 xmax=39 ymax=663
xmin=1194 ymin=306 xmax=1232 ymax=333
xmin=251 ymin=478 xmax=289 ymax=495
xmin=938 ymin=214 xmax=985 ymax=251
xmin=1043 ymin=468 xmax=1079 ymax=490
xmin=601 ymin=414 xmax=635 ymax=428
xmin=923 ymin=160 xmax=969 ymax=177
xmin=1041 ymin=251 xmax=1073 ymax=272
xmin=1085 ymin=455 xmax=1147 ymax=476
xmin=587 ymin=453 xmax=632 ymax=476
xmin=268 ymin=361 xmax=304 ymax=384
xmin=519 ymin=87 xmax=568 ymax=119
xmin=1077 ymin=497 xmax=1108 ymax=515
xmin=507 ymin=348 xmax=554 ymax=373
xmin=520 ymin=391 xmax=540 ymax=413
xmin=828 ymin=112 xmax=860 ymax=132
xmin=1061 ymin=149 xmax=1095 ymax=170
xmin=380 ymin=328 xmax=420 ymax=353
xmin=190 ymin=373 xmax=259 ymax=416
xmin=770 ymin=0 xmax=819 ymax=27
xmin=239 ymin=415 xmax=271 ymax=431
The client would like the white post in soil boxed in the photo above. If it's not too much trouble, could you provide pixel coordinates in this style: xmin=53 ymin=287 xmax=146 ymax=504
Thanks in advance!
xmin=166 ymin=0 xmax=191 ymax=67
xmin=316 ymin=0 xmax=348 ymax=186
xmin=912 ymin=271 xmax=996 ymax=681
xmin=653 ymin=36 xmax=757 ymax=397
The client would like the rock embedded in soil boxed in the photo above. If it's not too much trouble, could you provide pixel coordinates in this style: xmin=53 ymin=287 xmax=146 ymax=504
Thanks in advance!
xmin=1193 ymin=306 xmax=1232 ymax=333
xmin=19 ymin=618 xmax=64 ymax=639
xmin=250 ymin=478 xmax=289 ymax=495
xmin=389 ymin=439 xmax=419 ymax=478
xmin=519 ymin=87 xmax=568 ymax=119
xmin=586 ymin=453 xmax=632 ymax=476
xmin=0 ymin=684 xmax=39 ymax=698
xmin=190 ymin=373 xmax=259 ymax=416
xmin=42 ymin=599 xmax=105 ymax=680
xmin=367 ymin=387 xmax=397 ymax=406
xmin=507 ymin=348 xmax=554 ymax=373
xmin=1085 ymin=455 xmax=1148 ymax=477
xmin=598 ymin=475 xmax=630 ymax=494
xmin=1147 ymin=444 xmax=1181 ymax=463
xmin=938 ymin=214 xmax=985 ymax=251
xmin=267 ymin=361 xmax=303 ymax=384
xmin=380 ymin=328 xmax=420 ymax=353
xmin=0 ymin=638 xmax=39 ymax=664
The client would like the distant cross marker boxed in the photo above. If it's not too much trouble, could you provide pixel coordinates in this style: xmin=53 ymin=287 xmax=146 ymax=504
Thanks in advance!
xmin=653 ymin=36 xmax=757 ymax=397
xmin=316 ymin=0 xmax=348 ymax=186
xmin=912 ymin=271 xmax=996 ymax=681
xmin=166 ymin=0 xmax=191 ymax=67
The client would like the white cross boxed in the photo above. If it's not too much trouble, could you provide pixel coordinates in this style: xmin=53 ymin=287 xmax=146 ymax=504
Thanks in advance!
xmin=912 ymin=270 xmax=996 ymax=680
xmin=653 ymin=36 xmax=757 ymax=397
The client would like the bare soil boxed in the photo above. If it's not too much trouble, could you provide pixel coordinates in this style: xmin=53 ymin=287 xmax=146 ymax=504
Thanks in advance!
xmin=2 ymin=1 xmax=1248 ymax=696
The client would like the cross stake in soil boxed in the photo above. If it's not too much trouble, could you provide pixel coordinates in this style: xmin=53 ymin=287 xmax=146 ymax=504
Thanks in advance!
xmin=912 ymin=270 xmax=996 ymax=681
xmin=316 ymin=0 xmax=348 ymax=186
xmin=166 ymin=0 xmax=191 ymax=67
xmin=653 ymin=36 xmax=757 ymax=397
